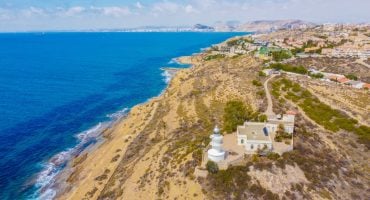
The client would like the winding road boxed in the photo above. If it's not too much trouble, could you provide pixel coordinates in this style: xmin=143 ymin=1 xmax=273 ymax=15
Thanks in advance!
xmin=264 ymin=75 xmax=277 ymax=117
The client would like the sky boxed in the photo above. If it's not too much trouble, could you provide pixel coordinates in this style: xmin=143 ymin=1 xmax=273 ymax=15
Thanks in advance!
xmin=0 ymin=0 xmax=369 ymax=31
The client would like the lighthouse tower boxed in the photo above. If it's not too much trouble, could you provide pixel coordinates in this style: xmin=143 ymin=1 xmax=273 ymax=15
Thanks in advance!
xmin=207 ymin=126 xmax=226 ymax=162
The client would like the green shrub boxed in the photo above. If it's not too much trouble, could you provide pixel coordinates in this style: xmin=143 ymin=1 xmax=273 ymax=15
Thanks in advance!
xmin=270 ymin=63 xmax=308 ymax=74
xmin=345 ymin=74 xmax=358 ymax=80
xmin=252 ymin=80 xmax=263 ymax=87
xmin=223 ymin=100 xmax=252 ymax=133
xmin=309 ymin=73 xmax=324 ymax=79
xmin=258 ymin=114 xmax=268 ymax=122
xmin=204 ymin=54 xmax=225 ymax=61
xmin=206 ymin=161 xmax=219 ymax=174
xmin=267 ymin=152 xmax=280 ymax=160
xmin=271 ymin=50 xmax=292 ymax=61
xmin=258 ymin=71 xmax=266 ymax=77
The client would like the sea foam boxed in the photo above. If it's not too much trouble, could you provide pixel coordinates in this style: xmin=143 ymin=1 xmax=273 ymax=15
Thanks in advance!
xmin=33 ymin=109 xmax=128 ymax=200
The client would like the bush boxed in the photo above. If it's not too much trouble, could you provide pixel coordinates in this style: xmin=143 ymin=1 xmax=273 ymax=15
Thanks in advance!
xmin=223 ymin=100 xmax=251 ymax=133
xmin=345 ymin=74 xmax=358 ymax=80
xmin=259 ymin=71 xmax=266 ymax=77
xmin=270 ymin=63 xmax=308 ymax=74
xmin=252 ymin=80 xmax=263 ymax=86
xmin=204 ymin=54 xmax=225 ymax=61
xmin=309 ymin=73 xmax=324 ymax=79
xmin=271 ymin=50 xmax=292 ymax=61
xmin=267 ymin=152 xmax=280 ymax=160
xmin=258 ymin=114 xmax=268 ymax=122
xmin=206 ymin=161 xmax=219 ymax=174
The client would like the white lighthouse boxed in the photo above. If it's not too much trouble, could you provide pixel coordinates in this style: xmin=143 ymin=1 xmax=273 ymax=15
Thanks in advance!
xmin=207 ymin=126 xmax=226 ymax=162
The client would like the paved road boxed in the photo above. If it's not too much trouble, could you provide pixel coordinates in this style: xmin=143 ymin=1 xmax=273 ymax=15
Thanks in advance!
xmin=264 ymin=75 xmax=277 ymax=116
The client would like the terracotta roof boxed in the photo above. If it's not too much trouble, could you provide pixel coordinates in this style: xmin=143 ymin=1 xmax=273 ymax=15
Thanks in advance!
xmin=363 ymin=83 xmax=370 ymax=89
xmin=286 ymin=110 xmax=297 ymax=115
xmin=337 ymin=77 xmax=350 ymax=83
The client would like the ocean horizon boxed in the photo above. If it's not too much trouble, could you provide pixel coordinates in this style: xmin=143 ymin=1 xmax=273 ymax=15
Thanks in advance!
xmin=0 ymin=32 xmax=247 ymax=199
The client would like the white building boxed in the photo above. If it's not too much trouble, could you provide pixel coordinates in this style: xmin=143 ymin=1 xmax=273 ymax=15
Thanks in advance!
xmin=266 ymin=114 xmax=295 ymax=134
xmin=346 ymin=80 xmax=365 ymax=89
xmin=207 ymin=126 xmax=226 ymax=162
xmin=236 ymin=113 xmax=295 ymax=154
xmin=237 ymin=122 xmax=272 ymax=153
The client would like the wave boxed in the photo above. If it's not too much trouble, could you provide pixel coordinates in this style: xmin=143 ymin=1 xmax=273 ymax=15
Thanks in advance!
xmin=32 ymin=109 xmax=129 ymax=200
xmin=106 ymin=107 xmax=129 ymax=121
xmin=167 ymin=58 xmax=180 ymax=65
xmin=161 ymin=70 xmax=172 ymax=84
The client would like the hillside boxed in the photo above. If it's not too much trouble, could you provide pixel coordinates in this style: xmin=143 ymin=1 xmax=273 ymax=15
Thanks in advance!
xmin=57 ymin=32 xmax=369 ymax=200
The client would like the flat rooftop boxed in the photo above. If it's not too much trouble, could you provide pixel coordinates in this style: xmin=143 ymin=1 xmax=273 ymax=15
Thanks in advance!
xmin=237 ymin=123 xmax=270 ymax=142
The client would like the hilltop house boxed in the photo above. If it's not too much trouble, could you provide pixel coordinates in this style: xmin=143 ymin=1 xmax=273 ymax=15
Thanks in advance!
xmin=237 ymin=122 xmax=272 ymax=153
xmin=237 ymin=113 xmax=295 ymax=154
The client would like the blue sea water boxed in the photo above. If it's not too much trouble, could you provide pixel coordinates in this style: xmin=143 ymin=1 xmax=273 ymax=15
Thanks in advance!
xmin=0 ymin=32 xmax=247 ymax=199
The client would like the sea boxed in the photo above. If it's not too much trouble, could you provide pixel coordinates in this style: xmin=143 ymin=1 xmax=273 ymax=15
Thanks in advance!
xmin=0 ymin=32 xmax=247 ymax=199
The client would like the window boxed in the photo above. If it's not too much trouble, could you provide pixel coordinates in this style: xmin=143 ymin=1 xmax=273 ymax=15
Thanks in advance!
xmin=241 ymin=139 xmax=244 ymax=144
xmin=251 ymin=144 xmax=254 ymax=149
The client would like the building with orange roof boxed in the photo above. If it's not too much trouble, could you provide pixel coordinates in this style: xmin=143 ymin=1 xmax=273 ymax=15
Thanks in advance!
xmin=337 ymin=77 xmax=350 ymax=83
xmin=362 ymin=83 xmax=370 ymax=90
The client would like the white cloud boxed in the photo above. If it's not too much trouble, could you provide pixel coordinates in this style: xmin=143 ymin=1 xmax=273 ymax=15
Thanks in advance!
xmin=136 ymin=2 xmax=143 ymax=9
xmin=184 ymin=5 xmax=197 ymax=13
xmin=0 ymin=0 xmax=369 ymax=31
xmin=21 ymin=7 xmax=46 ymax=17
xmin=91 ymin=6 xmax=131 ymax=17
xmin=64 ymin=6 xmax=85 ymax=17
xmin=152 ymin=1 xmax=180 ymax=13
xmin=0 ymin=8 xmax=11 ymax=20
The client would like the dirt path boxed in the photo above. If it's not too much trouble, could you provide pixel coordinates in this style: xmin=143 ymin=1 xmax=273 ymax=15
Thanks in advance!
xmin=355 ymin=58 xmax=370 ymax=69
xmin=264 ymin=74 xmax=277 ymax=116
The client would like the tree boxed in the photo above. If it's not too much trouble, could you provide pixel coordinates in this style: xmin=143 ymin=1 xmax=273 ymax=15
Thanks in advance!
xmin=206 ymin=161 xmax=219 ymax=174
xmin=271 ymin=50 xmax=292 ymax=61
xmin=274 ymin=124 xmax=292 ymax=142
xmin=345 ymin=74 xmax=358 ymax=80
xmin=223 ymin=100 xmax=251 ymax=133
xmin=258 ymin=114 xmax=268 ymax=122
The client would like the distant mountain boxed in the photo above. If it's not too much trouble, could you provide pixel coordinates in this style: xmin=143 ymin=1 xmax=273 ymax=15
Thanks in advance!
xmin=88 ymin=20 xmax=315 ymax=33
xmin=193 ymin=24 xmax=215 ymax=31
xmin=214 ymin=20 xmax=316 ymax=33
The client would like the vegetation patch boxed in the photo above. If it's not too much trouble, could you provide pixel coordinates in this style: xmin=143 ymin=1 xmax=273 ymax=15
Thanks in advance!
xmin=270 ymin=63 xmax=308 ymax=75
xmin=271 ymin=50 xmax=292 ymax=61
xmin=252 ymin=80 xmax=263 ymax=87
xmin=206 ymin=161 xmax=219 ymax=174
xmin=206 ymin=165 xmax=279 ymax=199
xmin=204 ymin=54 xmax=225 ymax=61
xmin=345 ymin=74 xmax=358 ymax=80
xmin=273 ymin=78 xmax=370 ymax=148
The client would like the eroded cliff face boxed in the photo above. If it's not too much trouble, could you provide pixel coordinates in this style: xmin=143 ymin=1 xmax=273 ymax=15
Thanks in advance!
xmin=59 ymin=50 xmax=369 ymax=200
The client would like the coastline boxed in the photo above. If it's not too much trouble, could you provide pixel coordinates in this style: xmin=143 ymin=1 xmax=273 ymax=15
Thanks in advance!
xmin=52 ymin=54 xmax=201 ymax=200
xmin=0 ymin=32 xmax=251 ymax=199
xmin=28 ymin=26 xmax=370 ymax=200
xmin=45 ymin=34 xmax=245 ymax=199
xmin=33 ymin=108 xmax=130 ymax=199
xmin=39 ymin=56 xmax=194 ymax=199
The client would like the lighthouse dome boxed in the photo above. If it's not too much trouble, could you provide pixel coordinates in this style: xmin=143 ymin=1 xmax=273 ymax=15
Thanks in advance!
xmin=214 ymin=126 xmax=220 ymax=134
